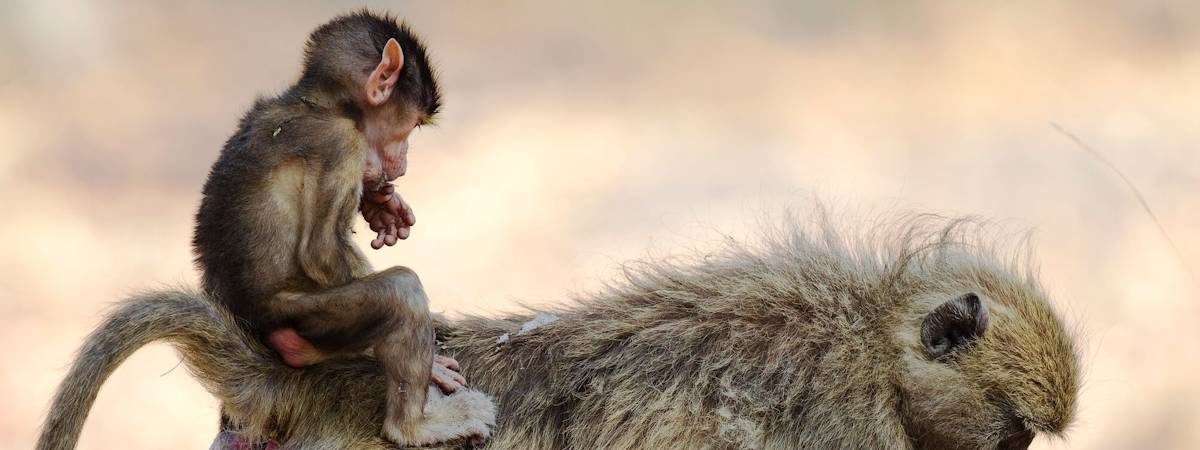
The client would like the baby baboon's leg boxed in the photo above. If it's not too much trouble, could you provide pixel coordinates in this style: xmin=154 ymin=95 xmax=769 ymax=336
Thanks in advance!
xmin=265 ymin=266 xmax=440 ymax=444
xmin=375 ymin=301 xmax=434 ymax=442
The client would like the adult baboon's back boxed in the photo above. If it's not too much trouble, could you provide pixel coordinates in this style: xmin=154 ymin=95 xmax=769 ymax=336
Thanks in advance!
xmin=38 ymin=213 xmax=1078 ymax=450
xmin=442 ymin=214 xmax=1078 ymax=449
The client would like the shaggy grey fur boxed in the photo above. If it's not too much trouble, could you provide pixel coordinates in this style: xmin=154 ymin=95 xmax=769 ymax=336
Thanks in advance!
xmin=38 ymin=212 xmax=1078 ymax=449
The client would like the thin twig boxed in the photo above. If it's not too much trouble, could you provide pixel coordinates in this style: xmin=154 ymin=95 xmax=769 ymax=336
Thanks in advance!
xmin=1050 ymin=122 xmax=1199 ymax=289
xmin=161 ymin=358 xmax=184 ymax=377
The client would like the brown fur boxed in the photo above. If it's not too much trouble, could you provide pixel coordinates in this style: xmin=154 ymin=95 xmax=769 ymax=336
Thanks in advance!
xmin=37 ymin=212 xmax=1078 ymax=449
xmin=189 ymin=10 xmax=492 ymax=447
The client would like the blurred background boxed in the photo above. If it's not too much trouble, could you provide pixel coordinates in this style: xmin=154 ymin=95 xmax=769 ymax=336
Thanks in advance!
xmin=1 ymin=1 xmax=1197 ymax=448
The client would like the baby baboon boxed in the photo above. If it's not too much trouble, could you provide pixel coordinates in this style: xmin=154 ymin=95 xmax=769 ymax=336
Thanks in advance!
xmin=191 ymin=9 xmax=491 ymax=447
xmin=37 ymin=10 xmax=496 ymax=450
xmin=38 ymin=213 xmax=1078 ymax=450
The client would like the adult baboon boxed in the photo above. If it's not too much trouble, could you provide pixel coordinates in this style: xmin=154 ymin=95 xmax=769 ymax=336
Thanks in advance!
xmin=39 ymin=213 xmax=1078 ymax=450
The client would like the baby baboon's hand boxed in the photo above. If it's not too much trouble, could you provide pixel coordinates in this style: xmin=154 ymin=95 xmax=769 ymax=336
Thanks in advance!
xmin=361 ymin=183 xmax=416 ymax=249
xmin=432 ymin=355 xmax=466 ymax=394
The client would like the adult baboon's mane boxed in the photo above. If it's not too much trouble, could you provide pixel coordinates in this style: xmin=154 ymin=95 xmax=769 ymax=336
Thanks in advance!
xmin=570 ymin=210 xmax=1039 ymax=322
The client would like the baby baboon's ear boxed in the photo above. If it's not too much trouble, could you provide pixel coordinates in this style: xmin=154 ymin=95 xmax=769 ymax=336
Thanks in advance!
xmin=921 ymin=292 xmax=988 ymax=360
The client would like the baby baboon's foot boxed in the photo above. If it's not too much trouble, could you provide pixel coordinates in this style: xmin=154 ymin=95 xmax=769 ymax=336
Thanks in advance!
xmin=432 ymin=355 xmax=466 ymax=394
xmin=383 ymin=386 xmax=496 ymax=447
xmin=434 ymin=354 xmax=460 ymax=372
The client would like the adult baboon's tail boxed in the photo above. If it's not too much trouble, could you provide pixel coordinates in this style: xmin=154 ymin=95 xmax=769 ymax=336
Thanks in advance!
xmin=36 ymin=289 xmax=271 ymax=450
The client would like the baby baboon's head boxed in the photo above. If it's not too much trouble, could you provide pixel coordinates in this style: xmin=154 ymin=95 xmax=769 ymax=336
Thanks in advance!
xmin=892 ymin=258 xmax=1079 ymax=450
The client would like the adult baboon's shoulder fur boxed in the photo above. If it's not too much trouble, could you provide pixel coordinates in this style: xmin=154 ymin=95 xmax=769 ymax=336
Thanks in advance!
xmin=441 ymin=212 xmax=1079 ymax=449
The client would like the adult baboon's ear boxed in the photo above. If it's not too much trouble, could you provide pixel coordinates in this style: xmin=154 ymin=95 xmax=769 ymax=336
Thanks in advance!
xmin=921 ymin=292 xmax=988 ymax=360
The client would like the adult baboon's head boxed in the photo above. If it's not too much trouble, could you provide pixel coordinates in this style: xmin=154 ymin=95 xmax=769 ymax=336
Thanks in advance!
xmin=893 ymin=261 xmax=1078 ymax=449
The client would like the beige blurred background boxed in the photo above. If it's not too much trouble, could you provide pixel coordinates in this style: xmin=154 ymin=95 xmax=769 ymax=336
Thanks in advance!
xmin=1 ymin=1 xmax=1197 ymax=448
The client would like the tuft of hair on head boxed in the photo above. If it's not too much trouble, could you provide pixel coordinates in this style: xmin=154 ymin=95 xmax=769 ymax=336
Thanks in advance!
xmin=298 ymin=9 xmax=441 ymax=117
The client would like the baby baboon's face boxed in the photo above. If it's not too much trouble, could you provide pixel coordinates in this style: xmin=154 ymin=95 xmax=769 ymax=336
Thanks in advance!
xmin=894 ymin=289 xmax=1079 ymax=450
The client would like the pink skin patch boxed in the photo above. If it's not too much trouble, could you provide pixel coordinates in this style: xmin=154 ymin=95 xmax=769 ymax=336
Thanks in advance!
xmin=266 ymin=328 xmax=325 ymax=368
xmin=361 ymin=115 xmax=411 ymax=189
xmin=266 ymin=329 xmax=466 ymax=393
xmin=361 ymin=131 xmax=415 ymax=249
xmin=381 ymin=138 xmax=408 ymax=181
